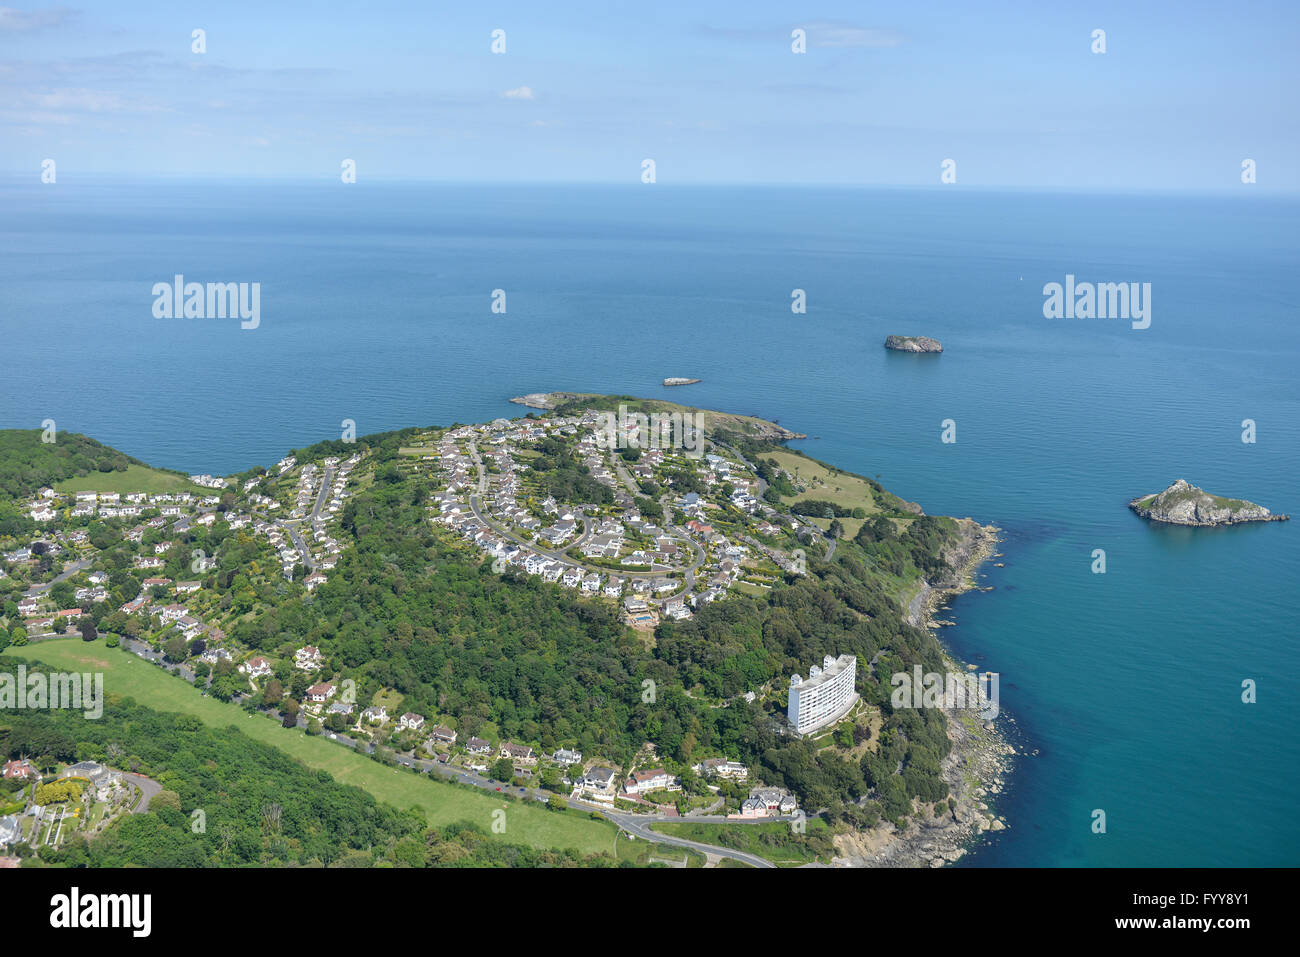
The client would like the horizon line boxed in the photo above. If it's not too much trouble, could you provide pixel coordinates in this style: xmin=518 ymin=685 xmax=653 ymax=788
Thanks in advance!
xmin=0 ymin=173 xmax=1294 ymax=196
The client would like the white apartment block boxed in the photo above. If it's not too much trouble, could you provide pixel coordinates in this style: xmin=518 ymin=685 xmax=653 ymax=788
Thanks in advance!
xmin=787 ymin=654 xmax=858 ymax=736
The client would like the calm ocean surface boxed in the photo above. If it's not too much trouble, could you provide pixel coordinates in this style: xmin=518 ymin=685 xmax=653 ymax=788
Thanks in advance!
xmin=2 ymin=179 xmax=1296 ymax=866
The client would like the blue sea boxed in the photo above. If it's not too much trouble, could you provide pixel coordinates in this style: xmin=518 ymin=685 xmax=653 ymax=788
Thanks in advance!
xmin=2 ymin=178 xmax=1296 ymax=866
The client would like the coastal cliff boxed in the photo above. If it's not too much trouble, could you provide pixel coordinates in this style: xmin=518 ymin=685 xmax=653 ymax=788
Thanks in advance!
xmin=835 ymin=518 xmax=1013 ymax=868
xmin=1128 ymin=479 xmax=1288 ymax=526
xmin=884 ymin=335 xmax=943 ymax=353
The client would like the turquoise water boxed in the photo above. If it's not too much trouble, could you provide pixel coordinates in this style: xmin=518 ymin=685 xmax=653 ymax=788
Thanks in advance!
xmin=2 ymin=179 xmax=1296 ymax=865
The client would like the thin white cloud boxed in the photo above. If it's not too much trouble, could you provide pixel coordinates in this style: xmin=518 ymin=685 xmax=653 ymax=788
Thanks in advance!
xmin=22 ymin=87 xmax=170 ymax=113
xmin=803 ymin=22 xmax=905 ymax=48
xmin=0 ymin=5 xmax=76 ymax=31
xmin=501 ymin=85 xmax=535 ymax=100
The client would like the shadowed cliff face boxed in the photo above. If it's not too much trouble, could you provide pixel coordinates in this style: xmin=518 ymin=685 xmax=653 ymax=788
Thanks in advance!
xmin=1128 ymin=479 xmax=1288 ymax=526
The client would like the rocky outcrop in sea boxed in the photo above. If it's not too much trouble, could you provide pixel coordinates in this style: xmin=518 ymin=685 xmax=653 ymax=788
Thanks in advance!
xmin=884 ymin=335 xmax=943 ymax=353
xmin=1128 ymin=479 xmax=1288 ymax=526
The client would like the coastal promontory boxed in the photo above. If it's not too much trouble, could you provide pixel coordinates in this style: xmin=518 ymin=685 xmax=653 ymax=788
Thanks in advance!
xmin=1128 ymin=479 xmax=1288 ymax=526
xmin=884 ymin=335 xmax=943 ymax=353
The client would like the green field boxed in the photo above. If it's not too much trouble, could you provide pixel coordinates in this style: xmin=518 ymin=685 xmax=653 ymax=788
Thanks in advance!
xmin=614 ymin=831 xmax=704 ymax=867
xmin=765 ymin=449 xmax=882 ymax=514
xmin=10 ymin=639 xmax=619 ymax=856
xmin=651 ymin=818 xmax=834 ymax=866
xmin=54 ymin=464 xmax=207 ymax=495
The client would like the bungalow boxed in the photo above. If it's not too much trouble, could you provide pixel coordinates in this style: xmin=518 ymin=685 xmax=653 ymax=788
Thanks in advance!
xmin=551 ymin=749 xmax=583 ymax=766
xmin=175 ymin=581 xmax=202 ymax=595
xmin=465 ymin=737 xmax=492 ymax=755
xmin=328 ymin=701 xmax=355 ymax=717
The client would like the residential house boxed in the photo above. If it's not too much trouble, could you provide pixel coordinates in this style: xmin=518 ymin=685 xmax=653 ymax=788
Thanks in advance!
xmin=694 ymin=758 xmax=749 ymax=781
xmin=624 ymin=768 xmax=678 ymax=795
xmin=581 ymin=766 xmax=617 ymax=792
xmin=304 ymin=681 xmax=336 ymax=703
xmin=429 ymin=726 xmax=458 ymax=745
xmin=241 ymin=656 xmax=273 ymax=678
xmin=500 ymin=742 xmax=537 ymax=765
xmin=295 ymin=646 xmax=324 ymax=671
xmin=1 ymin=759 xmax=37 ymax=781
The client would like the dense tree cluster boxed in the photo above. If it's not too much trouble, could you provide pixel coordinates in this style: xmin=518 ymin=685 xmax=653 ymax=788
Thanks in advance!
xmin=224 ymin=453 xmax=964 ymax=821
xmin=0 ymin=429 xmax=147 ymax=500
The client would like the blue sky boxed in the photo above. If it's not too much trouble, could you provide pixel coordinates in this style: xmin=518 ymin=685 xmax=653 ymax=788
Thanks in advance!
xmin=2 ymin=0 xmax=1297 ymax=189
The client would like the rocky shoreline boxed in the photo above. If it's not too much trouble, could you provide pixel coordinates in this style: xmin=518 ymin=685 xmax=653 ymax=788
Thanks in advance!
xmin=832 ymin=518 xmax=1014 ymax=868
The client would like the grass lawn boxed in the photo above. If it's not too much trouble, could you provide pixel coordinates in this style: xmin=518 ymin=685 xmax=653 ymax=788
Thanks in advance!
xmin=9 ymin=639 xmax=618 ymax=856
xmin=651 ymin=818 xmax=834 ymax=866
xmin=54 ymin=464 xmax=206 ymax=496
xmin=764 ymin=449 xmax=880 ymax=514
xmin=808 ymin=515 xmax=866 ymax=539
xmin=615 ymin=831 xmax=704 ymax=867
